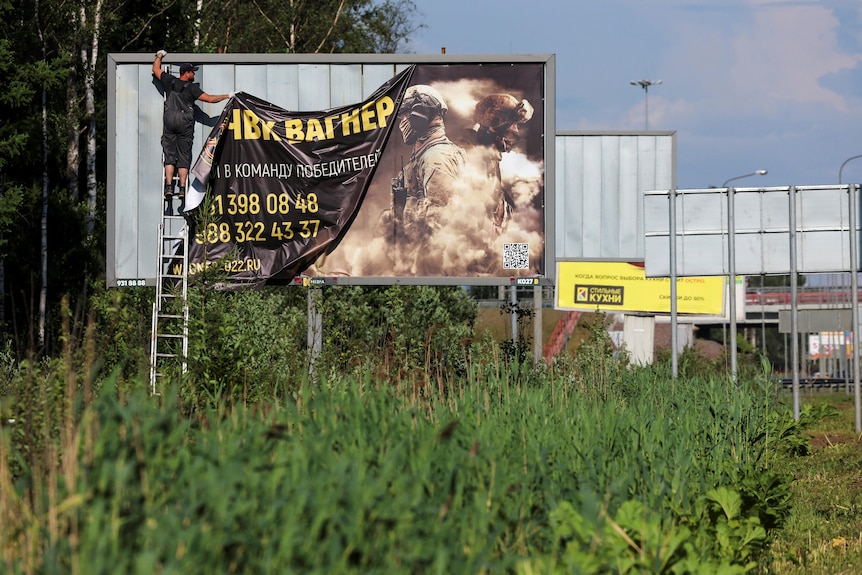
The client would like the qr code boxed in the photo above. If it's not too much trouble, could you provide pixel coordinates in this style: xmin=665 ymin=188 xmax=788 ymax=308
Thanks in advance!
xmin=502 ymin=243 xmax=529 ymax=269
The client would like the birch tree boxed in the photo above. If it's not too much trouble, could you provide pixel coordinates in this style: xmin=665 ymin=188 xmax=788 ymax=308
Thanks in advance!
xmin=82 ymin=0 xmax=102 ymax=235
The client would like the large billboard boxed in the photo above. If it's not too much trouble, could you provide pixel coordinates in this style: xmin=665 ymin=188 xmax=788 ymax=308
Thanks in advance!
xmin=107 ymin=54 xmax=554 ymax=287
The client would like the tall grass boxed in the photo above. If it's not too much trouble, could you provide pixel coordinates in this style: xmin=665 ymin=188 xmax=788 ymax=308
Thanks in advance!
xmin=0 ymin=319 xmax=803 ymax=574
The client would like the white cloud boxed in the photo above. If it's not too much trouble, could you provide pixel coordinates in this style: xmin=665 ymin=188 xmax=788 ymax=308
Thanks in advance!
xmin=413 ymin=0 xmax=862 ymax=186
xmin=666 ymin=1 xmax=860 ymax=117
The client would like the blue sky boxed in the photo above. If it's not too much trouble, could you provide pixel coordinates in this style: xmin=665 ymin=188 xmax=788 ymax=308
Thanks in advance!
xmin=405 ymin=0 xmax=862 ymax=189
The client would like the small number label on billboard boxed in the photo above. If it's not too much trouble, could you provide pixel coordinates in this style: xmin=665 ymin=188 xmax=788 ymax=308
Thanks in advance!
xmin=503 ymin=243 xmax=529 ymax=270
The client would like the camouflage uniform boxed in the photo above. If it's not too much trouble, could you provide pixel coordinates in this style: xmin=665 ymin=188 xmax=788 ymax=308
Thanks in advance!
xmin=400 ymin=124 xmax=466 ymax=233
xmin=464 ymin=94 xmax=534 ymax=229
xmin=381 ymin=85 xmax=467 ymax=273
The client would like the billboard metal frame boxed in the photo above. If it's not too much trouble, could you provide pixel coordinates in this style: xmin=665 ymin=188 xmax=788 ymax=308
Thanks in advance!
xmin=644 ymin=185 xmax=861 ymax=276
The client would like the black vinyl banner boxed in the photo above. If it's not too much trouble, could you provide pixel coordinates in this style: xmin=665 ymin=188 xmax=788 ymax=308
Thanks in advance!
xmin=188 ymin=62 xmax=546 ymax=286
xmin=187 ymin=66 xmax=414 ymax=287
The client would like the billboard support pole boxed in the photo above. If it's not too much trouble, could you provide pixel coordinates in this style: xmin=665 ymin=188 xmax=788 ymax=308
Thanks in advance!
xmin=789 ymin=186 xmax=800 ymax=420
xmin=307 ymin=287 xmax=322 ymax=382
xmin=669 ymin=187 xmax=678 ymax=378
xmin=534 ymin=285 xmax=543 ymax=364
xmin=728 ymin=186 xmax=738 ymax=382
xmin=510 ymin=286 xmax=518 ymax=346
xmin=849 ymin=183 xmax=861 ymax=433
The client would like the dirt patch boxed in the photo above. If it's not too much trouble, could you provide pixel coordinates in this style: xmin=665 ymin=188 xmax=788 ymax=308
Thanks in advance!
xmin=809 ymin=434 xmax=852 ymax=450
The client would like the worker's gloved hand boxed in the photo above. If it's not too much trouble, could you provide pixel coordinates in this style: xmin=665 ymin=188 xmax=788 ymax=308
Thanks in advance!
xmin=156 ymin=49 xmax=168 ymax=58
xmin=228 ymin=92 xmax=236 ymax=98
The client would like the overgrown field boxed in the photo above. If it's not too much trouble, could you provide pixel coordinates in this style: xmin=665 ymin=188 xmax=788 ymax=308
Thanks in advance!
xmin=2 ymin=363 xmax=823 ymax=572
xmin=0 ymin=287 xmax=857 ymax=573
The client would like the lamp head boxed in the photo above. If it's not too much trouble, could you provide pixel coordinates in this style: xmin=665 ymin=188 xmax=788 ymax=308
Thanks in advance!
xmin=721 ymin=169 xmax=769 ymax=187
xmin=630 ymin=79 xmax=662 ymax=89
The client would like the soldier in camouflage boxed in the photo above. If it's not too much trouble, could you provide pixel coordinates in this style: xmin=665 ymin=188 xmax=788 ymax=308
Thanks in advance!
xmin=463 ymin=93 xmax=534 ymax=230
xmin=388 ymin=84 xmax=466 ymax=274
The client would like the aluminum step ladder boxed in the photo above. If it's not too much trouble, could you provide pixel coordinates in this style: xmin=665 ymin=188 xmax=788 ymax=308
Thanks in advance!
xmin=149 ymin=210 xmax=189 ymax=394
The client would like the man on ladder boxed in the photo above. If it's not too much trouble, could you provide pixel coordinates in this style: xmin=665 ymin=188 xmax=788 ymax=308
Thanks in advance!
xmin=149 ymin=50 xmax=234 ymax=392
xmin=152 ymin=49 xmax=234 ymax=215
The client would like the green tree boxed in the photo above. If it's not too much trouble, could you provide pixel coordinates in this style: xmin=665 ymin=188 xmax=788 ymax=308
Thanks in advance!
xmin=1 ymin=0 xmax=74 ymax=352
xmin=194 ymin=0 xmax=422 ymax=54
xmin=0 ymin=21 xmax=33 ymax=327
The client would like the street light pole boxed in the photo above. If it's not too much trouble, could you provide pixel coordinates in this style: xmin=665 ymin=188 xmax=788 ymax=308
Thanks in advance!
xmin=630 ymin=79 xmax=662 ymax=130
xmin=839 ymin=154 xmax=862 ymax=184
xmin=722 ymin=170 xmax=768 ymax=381
xmin=839 ymin=154 xmax=862 ymax=433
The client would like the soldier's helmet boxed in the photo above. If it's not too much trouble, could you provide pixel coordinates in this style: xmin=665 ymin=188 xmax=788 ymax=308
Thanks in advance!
xmin=399 ymin=84 xmax=448 ymax=144
xmin=473 ymin=94 xmax=534 ymax=132
xmin=402 ymin=84 xmax=448 ymax=120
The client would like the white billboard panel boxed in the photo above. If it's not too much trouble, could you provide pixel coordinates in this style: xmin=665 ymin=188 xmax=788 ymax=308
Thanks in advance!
xmin=644 ymin=185 xmax=861 ymax=276
xmin=555 ymin=132 xmax=675 ymax=261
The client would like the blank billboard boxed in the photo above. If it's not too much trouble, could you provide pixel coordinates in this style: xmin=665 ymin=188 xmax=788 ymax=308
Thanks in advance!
xmin=555 ymin=132 xmax=675 ymax=261
xmin=644 ymin=185 xmax=860 ymax=276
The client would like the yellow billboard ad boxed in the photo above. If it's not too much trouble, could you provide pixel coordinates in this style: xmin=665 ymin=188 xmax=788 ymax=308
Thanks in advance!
xmin=555 ymin=262 xmax=724 ymax=314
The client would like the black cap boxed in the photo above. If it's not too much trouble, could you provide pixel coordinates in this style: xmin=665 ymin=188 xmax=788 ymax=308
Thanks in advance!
xmin=179 ymin=63 xmax=199 ymax=74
